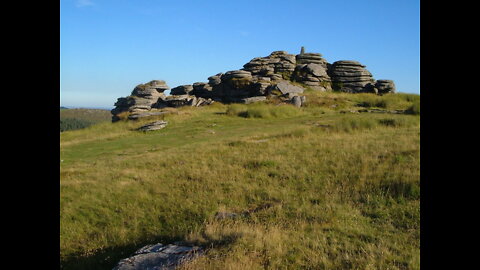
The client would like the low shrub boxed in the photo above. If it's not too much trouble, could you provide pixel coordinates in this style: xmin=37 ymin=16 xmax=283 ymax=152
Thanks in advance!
xmin=245 ymin=103 xmax=303 ymax=119
xmin=331 ymin=116 xmax=378 ymax=132
xmin=227 ymin=103 xmax=303 ymax=119
xmin=226 ymin=104 xmax=248 ymax=116
xmin=60 ymin=118 xmax=94 ymax=132
xmin=406 ymin=100 xmax=420 ymax=115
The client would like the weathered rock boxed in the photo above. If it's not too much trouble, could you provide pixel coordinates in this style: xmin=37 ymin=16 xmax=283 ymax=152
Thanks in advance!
xmin=291 ymin=96 xmax=302 ymax=107
xmin=137 ymin=121 xmax=168 ymax=131
xmin=154 ymin=94 xmax=214 ymax=108
xmin=111 ymin=80 xmax=170 ymax=122
xmin=292 ymin=63 xmax=332 ymax=91
xmin=290 ymin=95 xmax=307 ymax=107
xmin=329 ymin=60 xmax=376 ymax=93
xmin=132 ymin=80 xmax=169 ymax=96
xmin=296 ymin=53 xmax=328 ymax=68
xmin=170 ymin=85 xmax=193 ymax=95
xmin=270 ymin=81 xmax=304 ymax=95
xmin=241 ymin=96 xmax=267 ymax=104
xmin=218 ymin=71 xmax=257 ymax=100
xmin=222 ymin=70 xmax=253 ymax=80
xmin=242 ymin=51 xmax=296 ymax=76
xmin=128 ymin=111 xmax=171 ymax=120
xmin=375 ymin=80 xmax=396 ymax=94
xmin=112 ymin=243 xmax=203 ymax=270
xmin=208 ymin=73 xmax=223 ymax=86
xmin=112 ymin=48 xmax=397 ymax=122
xmin=191 ymin=82 xmax=214 ymax=98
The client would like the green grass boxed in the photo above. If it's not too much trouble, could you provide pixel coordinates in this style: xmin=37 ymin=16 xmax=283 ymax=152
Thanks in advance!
xmin=60 ymin=92 xmax=420 ymax=270
xmin=60 ymin=108 xmax=112 ymax=131
xmin=60 ymin=108 xmax=112 ymax=123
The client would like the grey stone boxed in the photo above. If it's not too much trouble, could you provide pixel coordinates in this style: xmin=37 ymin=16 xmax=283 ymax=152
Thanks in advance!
xmin=332 ymin=60 xmax=365 ymax=67
xmin=128 ymin=111 xmax=171 ymax=120
xmin=271 ymin=81 xmax=304 ymax=95
xmin=170 ymin=85 xmax=193 ymax=95
xmin=375 ymin=80 xmax=396 ymax=94
xmin=112 ymin=243 xmax=203 ymax=270
xmin=300 ymin=95 xmax=306 ymax=104
xmin=222 ymin=70 xmax=253 ymax=79
xmin=208 ymin=73 xmax=223 ymax=85
xmin=137 ymin=121 xmax=168 ymax=131
xmin=241 ymin=96 xmax=267 ymax=104
xmin=291 ymin=96 xmax=302 ymax=107
xmin=329 ymin=61 xmax=377 ymax=93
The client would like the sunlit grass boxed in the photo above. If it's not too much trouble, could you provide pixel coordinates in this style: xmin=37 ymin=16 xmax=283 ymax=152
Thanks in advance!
xmin=60 ymin=92 xmax=420 ymax=270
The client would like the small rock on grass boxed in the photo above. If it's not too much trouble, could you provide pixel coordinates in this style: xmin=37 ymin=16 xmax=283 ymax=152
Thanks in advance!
xmin=137 ymin=121 xmax=168 ymax=131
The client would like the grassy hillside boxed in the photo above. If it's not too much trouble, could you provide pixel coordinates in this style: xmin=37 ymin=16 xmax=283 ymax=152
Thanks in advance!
xmin=60 ymin=91 xmax=420 ymax=270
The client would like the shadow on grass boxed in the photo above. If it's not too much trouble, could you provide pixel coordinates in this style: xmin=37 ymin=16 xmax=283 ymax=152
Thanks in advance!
xmin=60 ymin=232 xmax=242 ymax=270
xmin=60 ymin=235 xmax=176 ymax=270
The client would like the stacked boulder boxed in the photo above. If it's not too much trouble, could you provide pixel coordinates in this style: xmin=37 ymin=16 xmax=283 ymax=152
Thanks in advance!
xmin=296 ymin=52 xmax=328 ymax=68
xmin=291 ymin=52 xmax=332 ymax=91
xmin=242 ymin=51 xmax=296 ymax=79
xmin=155 ymin=95 xmax=214 ymax=108
xmin=375 ymin=80 xmax=396 ymax=94
xmin=111 ymin=80 xmax=169 ymax=122
xmin=170 ymin=85 xmax=193 ymax=95
xmin=111 ymin=80 xmax=213 ymax=122
xmin=328 ymin=61 xmax=376 ymax=93
xmin=111 ymin=48 xmax=397 ymax=122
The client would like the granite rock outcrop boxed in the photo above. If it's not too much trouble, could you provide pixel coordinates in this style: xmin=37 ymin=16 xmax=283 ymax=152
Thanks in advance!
xmin=111 ymin=47 xmax=396 ymax=122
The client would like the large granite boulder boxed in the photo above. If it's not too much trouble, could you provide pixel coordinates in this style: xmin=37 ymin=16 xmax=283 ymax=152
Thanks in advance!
xmin=269 ymin=81 xmax=304 ymax=95
xmin=111 ymin=80 xmax=170 ymax=122
xmin=191 ymin=82 xmax=214 ymax=98
xmin=292 ymin=63 xmax=332 ymax=91
xmin=170 ymin=85 xmax=193 ymax=95
xmin=218 ymin=70 xmax=257 ymax=101
xmin=329 ymin=61 xmax=376 ymax=93
xmin=242 ymin=51 xmax=296 ymax=80
xmin=375 ymin=79 xmax=396 ymax=94
xmin=296 ymin=52 xmax=328 ymax=69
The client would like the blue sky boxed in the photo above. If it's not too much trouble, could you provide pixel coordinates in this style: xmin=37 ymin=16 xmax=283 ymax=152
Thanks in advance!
xmin=60 ymin=0 xmax=420 ymax=108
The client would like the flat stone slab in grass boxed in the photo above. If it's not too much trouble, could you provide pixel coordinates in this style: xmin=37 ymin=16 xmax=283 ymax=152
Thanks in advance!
xmin=137 ymin=121 xmax=168 ymax=131
xmin=112 ymin=243 xmax=203 ymax=270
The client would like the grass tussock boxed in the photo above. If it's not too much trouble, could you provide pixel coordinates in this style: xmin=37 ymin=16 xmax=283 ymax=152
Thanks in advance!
xmin=227 ymin=102 xmax=304 ymax=119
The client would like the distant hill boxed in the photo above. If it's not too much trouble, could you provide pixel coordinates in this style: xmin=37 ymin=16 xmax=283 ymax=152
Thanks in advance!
xmin=60 ymin=108 xmax=111 ymax=132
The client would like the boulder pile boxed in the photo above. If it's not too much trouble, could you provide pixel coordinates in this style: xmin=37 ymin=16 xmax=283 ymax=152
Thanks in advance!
xmin=111 ymin=47 xmax=396 ymax=122
xmin=111 ymin=80 xmax=213 ymax=122
xmin=111 ymin=80 xmax=169 ymax=122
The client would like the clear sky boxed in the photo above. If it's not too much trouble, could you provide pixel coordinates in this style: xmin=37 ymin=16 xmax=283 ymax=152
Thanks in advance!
xmin=60 ymin=0 xmax=420 ymax=109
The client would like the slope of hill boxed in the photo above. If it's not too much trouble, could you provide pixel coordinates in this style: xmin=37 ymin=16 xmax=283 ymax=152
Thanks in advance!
xmin=60 ymin=91 xmax=420 ymax=270
xmin=60 ymin=108 xmax=112 ymax=132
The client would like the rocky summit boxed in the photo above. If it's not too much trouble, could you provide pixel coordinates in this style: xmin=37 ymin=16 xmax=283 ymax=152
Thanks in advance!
xmin=111 ymin=47 xmax=396 ymax=122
